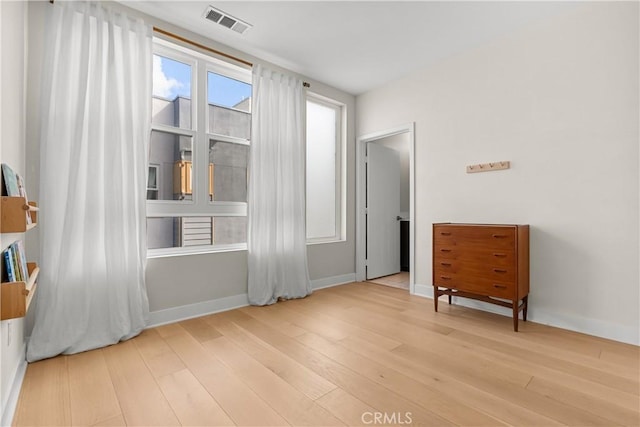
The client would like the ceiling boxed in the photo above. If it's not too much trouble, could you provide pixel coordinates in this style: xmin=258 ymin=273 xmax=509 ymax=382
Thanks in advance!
xmin=121 ymin=1 xmax=575 ymax=95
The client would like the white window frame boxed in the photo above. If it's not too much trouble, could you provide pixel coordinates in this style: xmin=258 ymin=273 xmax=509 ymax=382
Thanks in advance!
xmin=306 ymin=92 xmax=346 ymax=244
xmin=147 ymin=38 xmax=250 ymax=258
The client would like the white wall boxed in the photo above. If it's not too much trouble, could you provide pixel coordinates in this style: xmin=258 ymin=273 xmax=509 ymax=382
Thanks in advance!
xmin=0 ymin=1 xmax=28 ymax=424
xmin=25 ymin=1 xmax=356 ymax=318
xmin=357 ymin=3 xmax=639 ymax=344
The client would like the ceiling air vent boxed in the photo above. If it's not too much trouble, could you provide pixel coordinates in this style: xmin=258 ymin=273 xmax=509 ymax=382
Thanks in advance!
xmin=203 ymin=6 xmax=252 ymax=35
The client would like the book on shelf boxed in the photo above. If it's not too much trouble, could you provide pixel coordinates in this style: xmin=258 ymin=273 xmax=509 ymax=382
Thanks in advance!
xmin=15 ymin=241 xmax=29 ymax=282
xmin=16 ymin=173 xmax=32 ymax=225
xmin=1 ymin=241 xmax=29 ymax=283
xmin=11 ymin=244 xmax=22 ymax=282
xmin=3 ymin=248 xmax=16 ymax=282
xmin=1 ymin=163 xmax=20 ymax=197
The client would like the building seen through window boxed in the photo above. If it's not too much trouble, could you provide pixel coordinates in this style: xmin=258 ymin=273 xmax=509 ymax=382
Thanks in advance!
xmin=147 ymin=48 xmax=251 ymax=253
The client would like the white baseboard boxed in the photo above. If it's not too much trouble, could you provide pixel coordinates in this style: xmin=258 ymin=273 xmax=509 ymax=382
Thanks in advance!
xmin=1 ymin=342 xmax=27 ymax=427
xmin=146 ymin=273 xmax=357 ymax=328
xmin=147 ymin=293 xmax=250 ymax=328
xmin=312 ymin=273 xmax=356 ymax=290
xmin=412 ymin=283 xmax=639 ymax=346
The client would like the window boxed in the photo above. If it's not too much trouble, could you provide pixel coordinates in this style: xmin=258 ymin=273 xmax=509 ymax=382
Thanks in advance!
xmin=147 ymin=39 xmax=251 ymax=256
xmin=147 ymin=164 xmax=159 ymax=200
xmin=306 ymin=94 xmax=344 ymax=243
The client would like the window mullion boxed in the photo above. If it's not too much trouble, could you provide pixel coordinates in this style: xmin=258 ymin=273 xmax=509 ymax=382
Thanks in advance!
xmin=193 ymin=58 xmax=207 ymax=210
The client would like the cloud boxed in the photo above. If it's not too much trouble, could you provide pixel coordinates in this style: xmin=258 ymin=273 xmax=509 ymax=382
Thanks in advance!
xmin=153 ymin=55 xmax=182 ymax=99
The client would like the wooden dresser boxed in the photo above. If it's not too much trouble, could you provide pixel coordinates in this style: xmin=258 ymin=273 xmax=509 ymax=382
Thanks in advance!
xmin=432 ymin=223 xmax=530 ymax=331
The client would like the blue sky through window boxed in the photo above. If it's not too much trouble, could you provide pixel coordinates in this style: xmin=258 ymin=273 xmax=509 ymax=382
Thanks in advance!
xmin=208 ymin=72 xmax=251 ymax=111
xmin=153 ymin=55 xmax=191 ymax=99
xmin=153 ymin=55 xmax=251 ymax=111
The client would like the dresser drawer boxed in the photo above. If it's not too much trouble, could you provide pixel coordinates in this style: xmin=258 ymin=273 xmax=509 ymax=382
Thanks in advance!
xmin=433 ymin=271 xmax=516 ymax=299
xmin=434 ymin=225 xmax=516 ymax=250
xmin=434 ymin=247 xmax=514 ymax=266
xmin=434 ymin=260 xmax=515 ymax=283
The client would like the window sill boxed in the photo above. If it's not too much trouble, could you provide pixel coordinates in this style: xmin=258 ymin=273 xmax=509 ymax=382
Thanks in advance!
xmin=147 ymin=238 xmax=347 ymax=258
xmin=147 ymin=243 xmax=247 ymax=259
xmin=306 ymin=238 xmax=346 ymax=246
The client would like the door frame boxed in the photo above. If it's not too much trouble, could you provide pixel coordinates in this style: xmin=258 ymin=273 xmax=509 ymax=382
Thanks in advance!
xmin=356 ymin=123 xmax=415 ymax=293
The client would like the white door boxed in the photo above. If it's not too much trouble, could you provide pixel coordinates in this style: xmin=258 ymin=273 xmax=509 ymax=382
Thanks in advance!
xmin=366 ymin=143 xmax=401 ymax=280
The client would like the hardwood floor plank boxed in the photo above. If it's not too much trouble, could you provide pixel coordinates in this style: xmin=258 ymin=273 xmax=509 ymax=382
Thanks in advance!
xmin=217 ymin=310 xmax=456 ymax=426
xmin=102 ymin=340 xmax=180 ymax=426
xmin=154 ymin=322 xmax=184 ymax=339
xmin=156 ymin=368 xmax=235 ymax=426
xmin=67 ymin=350 xmax=121 ymax=426
xmin=329 ymin=305 xmax=534 ymax=387
xmin=275 ymin=300 xmax=403 ymax=351
xmin=239 ymin=304 xmax=308 ymax=337
xmin=402 ymin=306 xmax=639 ymax=380
xmin=178 ymin=316 xmax=222 ymax=343
xmin=163 ymin=325 xmax=289 ymax=426
xmin=132 ymin=328 xmax=185 ymax=378
xmin=315 ymin=388 xmax=377 ymax=426
xmin=339 ymin=335 xmax=564 ymax=427
xmin=12 ymin=356 xmax=71 ymax=426
xmin=202 ymin=335 xmax=345 ymax=426
xmin=92 ymin=414 xmax=126 ymax=426
xmin=203 ymin=312 xmax=338 ymax=400
xmin=295 ymin=331 xmax=506 ymax=426
xmin=393 ymin=343 xmax=618 ymax=426
xmin=441 ymin=329 xmax=640 ymax=412
xmin=526 ymin=376 xmax=640 ymax=426
xmin=600 ymin=347 xmax=640 ymax=368
xmin=449 ymin=329 xmax=639 ymax=395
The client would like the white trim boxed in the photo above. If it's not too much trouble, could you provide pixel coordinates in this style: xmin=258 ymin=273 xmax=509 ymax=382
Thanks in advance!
xmin=412 ymin=283 xmax=639 ymax=346
xmin=413 ymin=283 xmax=434 ymax=298
xmin=145 ymin=274 xmax=355 ymax=327
xmin=356 ymin=123 xmax=415 ymax=293
xmin=0 ymin=342 xmax=27 ymax=427
xmin=147 ymin=293 xmax=250 ymax=328
xmin=311 ymin=273 xmax=356 ymax=290
xmin=147 ymin=243 xmax=247 ymax=259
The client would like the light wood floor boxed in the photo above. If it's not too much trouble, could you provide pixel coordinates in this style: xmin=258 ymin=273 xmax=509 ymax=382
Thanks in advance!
xmin=368 ymin=272 xmax=410 ymax=290
xmin=13 ymin=282 xmax=640 ymax=426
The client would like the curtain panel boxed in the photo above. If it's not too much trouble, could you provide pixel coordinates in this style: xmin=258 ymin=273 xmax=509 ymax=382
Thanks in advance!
xmin=247 ymin=65 xmax=312 ymax=305
xmin=27 ymin=1 xmax=151 ymax=362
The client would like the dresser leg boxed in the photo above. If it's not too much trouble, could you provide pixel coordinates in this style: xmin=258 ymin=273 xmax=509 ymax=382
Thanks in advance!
xmin=433 ymin=286 xmax=439 ymax=312
xmin=448 ymin=291 xmax=452 ymax=305
xmin=512 ymin=301 xmax=519 ymax=332
xmin=523 ymin=296 xmax=529 ymax=321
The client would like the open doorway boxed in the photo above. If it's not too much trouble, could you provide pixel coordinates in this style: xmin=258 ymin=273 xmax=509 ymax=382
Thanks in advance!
xmin=356 ymin=124 xmax=415 ymax=293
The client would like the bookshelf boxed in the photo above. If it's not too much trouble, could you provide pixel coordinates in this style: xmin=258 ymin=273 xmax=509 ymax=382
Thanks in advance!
xmin=1 ymin=263 xmax=39 ymax=320
xmin=1 ymin=196 xmax=39 ymax=320
xmin=1 ymin=196 xmax=38 ymax=232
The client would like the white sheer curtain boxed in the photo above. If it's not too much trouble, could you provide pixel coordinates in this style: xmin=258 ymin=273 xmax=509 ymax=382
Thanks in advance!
xmin=27 ymin=2 xmax=151 ymax=362
xmin=247 ymin=65 xmax=312 ymax=305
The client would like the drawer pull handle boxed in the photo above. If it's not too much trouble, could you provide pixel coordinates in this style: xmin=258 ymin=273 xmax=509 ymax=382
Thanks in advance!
xmin=440 ymin=262 xmax=451 ymax=267
xmin=493 ymin=268 xmax=507 ymax=273
xmin=492 ymin=234 xmax=507 ymax=238
xmin=440 ymin=249 xmax=451 ymax=253
xmin=493 ymin=253 xmax=507 ymax=257
xmin=493 ymin=284 xmax=507 ymax=289
xmin=440 ymin=232 xmax=451 ymax=236
xmin=440 ymin=276 xmax=451 ymax=280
